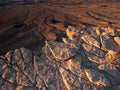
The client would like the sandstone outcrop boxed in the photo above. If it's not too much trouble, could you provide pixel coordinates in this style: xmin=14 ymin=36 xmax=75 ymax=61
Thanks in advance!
xmin=0 ymin=26 xmax=120 ymax=90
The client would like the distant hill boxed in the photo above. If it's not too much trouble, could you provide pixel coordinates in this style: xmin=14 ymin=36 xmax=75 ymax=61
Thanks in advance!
xmin=0 ymin=0 xmax=120 ymax=5
xmin=0 ymin=0 xmax=44 ymax=5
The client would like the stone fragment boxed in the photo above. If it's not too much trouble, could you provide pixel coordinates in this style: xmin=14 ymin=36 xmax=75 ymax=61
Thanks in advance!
xmin=0 ymin=80 xmax=15 ymax=90
xmin=12 ymin=49 xmax=25 ymax=71
xmin=104 ymin=27 xmax=115 ymax=36
xmin=66 ymin=26 xmax=79 ymax=40
xmin=14 ymin=49 xmax=35 ymax=84
xmin=98 ymin=63 xmax=120 ymax=85
xmin=58 ymin=55 xmax=97 ymax=90
xmin=0 ymin=58 xmax=7 ymax=73
xmin=45 ymin=40 xmax=77 ymax=61
xmin=105 ymin=50 xmax=119 ymax=63
xmin=5 ymin=50 xmax=13 ymax=63
xmin=21 ymin=47 xmax=32 ymax=63
xmin=34 ymin=54 xmax=66 ymax=90
xmin=85 ymin=69 xmax=110 ymax=87
xmin=62 ymin=38 xmax=79 ymax=49
xmin=100 ymin=35 xmax=119 ymax=51
xmin=61 ymin=55 xmax=82 ymax=76
xmin=95 ymin=27 xmax=115 ymax=36
xmin=2 ymin=67 xmax=16 ymax=84
xmin=114 ymin=37 xmax=120 ymax=46
xmin=95 ymin=27 xmax=105 ymax=35
xmin=82 ymin=43 xmax=106 ymax=64
xmin=16 ymin=86 xmax=36 ymax=90
xmin=81 ymin=35 xmax=100 ymax=48
xmin=16 ymin=72 xmax=33 ymax=87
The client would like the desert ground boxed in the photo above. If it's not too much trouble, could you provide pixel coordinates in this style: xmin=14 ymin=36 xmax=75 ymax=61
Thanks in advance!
xmin=0 ymin=1 xmax=120 ymax=55
xmin=0 ymin=1 xmax=120 ymax=90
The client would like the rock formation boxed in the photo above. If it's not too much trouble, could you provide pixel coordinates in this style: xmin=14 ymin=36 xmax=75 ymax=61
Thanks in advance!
xmin=1 ymin=1 xmax=120 ymax=55
xmin=0 ymin=26 xmax=120 ymax=90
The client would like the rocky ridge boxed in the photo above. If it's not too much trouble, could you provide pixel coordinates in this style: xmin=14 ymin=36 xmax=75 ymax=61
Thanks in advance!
xmin=0 ymin=25 xmax=120 ymax=90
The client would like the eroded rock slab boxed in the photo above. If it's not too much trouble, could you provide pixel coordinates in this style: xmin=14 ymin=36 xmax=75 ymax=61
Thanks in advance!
xmin=0 ymin=25 xmax=120 ymax=90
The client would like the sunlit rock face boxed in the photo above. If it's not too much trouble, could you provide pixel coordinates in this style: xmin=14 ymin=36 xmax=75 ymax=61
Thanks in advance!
xmin=0 ymin=26 xmax=120 ymax=90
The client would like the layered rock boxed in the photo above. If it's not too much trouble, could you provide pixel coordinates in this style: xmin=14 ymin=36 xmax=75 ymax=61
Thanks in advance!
xmin=0 ymin=26 xmax=120 ymax=90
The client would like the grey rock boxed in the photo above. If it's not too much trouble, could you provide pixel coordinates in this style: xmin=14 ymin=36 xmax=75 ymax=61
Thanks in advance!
xmin=82 ymin=43 xmax=106 ymax=64
xmin=100 ymin=35 xmax=117 ymax=51
xmin=16 ymin=86 xmax=36 ymax=90
xmin=81 ymin=35 xmax=100 ymax=49
xmin=98 ymin=63 xmax=120 ymax=85
xmin=85 ymin=69 xmax=110 ymax=87
xmin=0 ymin=80 xmax=15 ymax=90
xmin=44 ymin=40 xmax=77 ymax=61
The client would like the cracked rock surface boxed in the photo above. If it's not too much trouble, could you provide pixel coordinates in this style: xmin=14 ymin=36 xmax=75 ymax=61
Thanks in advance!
xmin=0 ymin=26 xmax=120 ymax=90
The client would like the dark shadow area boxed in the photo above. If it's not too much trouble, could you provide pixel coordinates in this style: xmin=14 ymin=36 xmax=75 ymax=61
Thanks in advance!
xmin=0 ymin=23 xmax=45 ymax=55
xmin=51 ymin=19 xmax=60 ymax=24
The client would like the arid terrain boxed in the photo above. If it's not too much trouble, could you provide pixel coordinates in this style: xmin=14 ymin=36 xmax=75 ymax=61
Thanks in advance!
xmin=0 ymin=1 xmax=120 ymax=55
xmin=0 ymin=1 xmax=120 ymax=90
